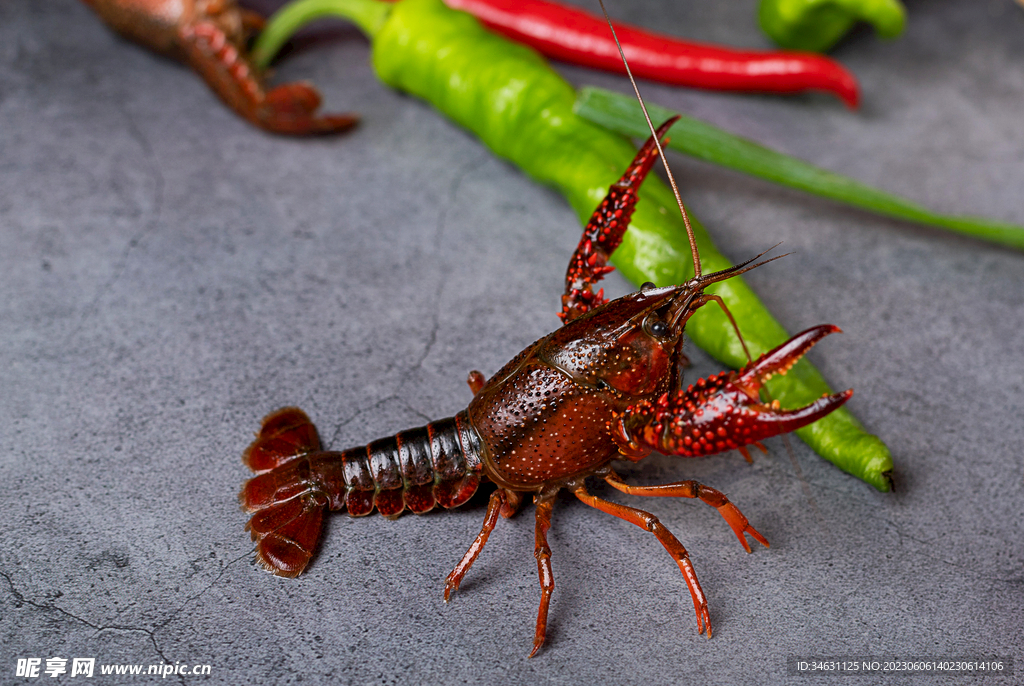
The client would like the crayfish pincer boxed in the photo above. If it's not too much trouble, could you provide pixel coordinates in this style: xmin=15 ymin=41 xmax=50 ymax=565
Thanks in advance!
xmin=239 ymin=119 xmax=851 ymax=656
xmin=80 ymin=0 xmax=356 ymax=134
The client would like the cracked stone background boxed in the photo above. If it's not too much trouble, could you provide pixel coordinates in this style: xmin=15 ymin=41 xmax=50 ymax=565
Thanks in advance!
xmin=2 ymin=0 xmax=1023 ymax=684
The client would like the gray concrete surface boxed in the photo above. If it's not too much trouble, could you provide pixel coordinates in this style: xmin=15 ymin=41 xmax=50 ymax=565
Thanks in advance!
xmin=2 ymin=0 xmax=1022 ymax=683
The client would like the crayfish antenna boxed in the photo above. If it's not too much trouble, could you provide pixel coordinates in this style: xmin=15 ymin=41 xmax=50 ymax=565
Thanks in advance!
xmin=597 ymin=1 xmax=799 ymax=380
xmin=598 ymin=0 xmax=777 ymax=382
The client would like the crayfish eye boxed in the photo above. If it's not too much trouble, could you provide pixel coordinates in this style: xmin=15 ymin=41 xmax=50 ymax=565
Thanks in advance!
xmin=646 ymin=316 xmax=671 ymax=338
xmin=640 ymin=281 xmax=656 ymax=292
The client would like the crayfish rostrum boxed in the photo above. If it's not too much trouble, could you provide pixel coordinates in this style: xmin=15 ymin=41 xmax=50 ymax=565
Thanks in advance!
xmin=240 ymin=119 xmax=851 ymax=656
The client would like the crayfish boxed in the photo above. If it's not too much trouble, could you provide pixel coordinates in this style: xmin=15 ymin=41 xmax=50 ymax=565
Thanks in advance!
xmin=239 ymin=118 xmax=851 ymax=656
xmin=80 ymin=0 xmax=355 ymax=134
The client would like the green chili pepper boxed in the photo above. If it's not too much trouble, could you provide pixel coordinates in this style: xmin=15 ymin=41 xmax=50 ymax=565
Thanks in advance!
xmin=255 ymin=0 xmax=893 ymax=491
xmin=575 ymin=87 xmax=1024 ymax=251
xmin=758 ymin=0 xmax=906 ymax=53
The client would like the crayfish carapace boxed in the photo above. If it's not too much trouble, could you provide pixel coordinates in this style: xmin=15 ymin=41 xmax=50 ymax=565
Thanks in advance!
xmin=239 ymin=118 xmax=851 ymax=656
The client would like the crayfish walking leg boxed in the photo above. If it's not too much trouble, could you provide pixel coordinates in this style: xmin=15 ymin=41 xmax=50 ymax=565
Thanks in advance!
xmin=530 ymin=493 xmax=556 ymax=658
xmin=571 ymin=483 xmax=712 ymax=636
xmin=604 ymin=471 xmax=768 ymax=553
xmin=444 ymin=486 xmax=524 ymax=601
xmin=443 ymin=489 xmax=506 ymax=601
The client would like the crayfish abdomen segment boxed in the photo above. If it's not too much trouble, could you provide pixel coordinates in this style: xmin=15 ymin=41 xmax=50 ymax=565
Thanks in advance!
xmin=241 ymin=408 xmax=484 ymax=577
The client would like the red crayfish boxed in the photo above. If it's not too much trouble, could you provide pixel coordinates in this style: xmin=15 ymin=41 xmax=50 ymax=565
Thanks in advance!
xmin=239 ymin=118 xmax=852 ymax=656
xmin=80 ymin=0 xmax=355 ymax=134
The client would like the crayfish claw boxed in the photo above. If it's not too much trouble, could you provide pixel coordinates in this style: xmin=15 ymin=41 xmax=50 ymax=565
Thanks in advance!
xmin=258 ymin=82 xmax=359 ymax=135
xmin=83 ymin=0 xmax=357 ymax=136
xmin=178 ymin=21 xmax=358 ymax=136
xmin=238 ymin=7 xmax=266 ymax=34
xmin=616 ymin=325 xmax=852 ymax=459
xmin=735 ymin=324 xmax=842 ymax=394
xmin=559 ymin=117 xmax=679 ymax=323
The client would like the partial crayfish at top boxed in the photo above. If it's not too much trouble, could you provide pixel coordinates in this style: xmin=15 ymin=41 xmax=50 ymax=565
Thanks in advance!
xmin=238 ymin=117 xmax=852 ymax=656
xmin=81 ymin=0 xmax=355 ymax=134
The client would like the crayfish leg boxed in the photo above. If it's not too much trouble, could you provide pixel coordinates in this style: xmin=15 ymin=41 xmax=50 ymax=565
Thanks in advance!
xmin=467 ymin=370 xmax=486 ymax=395
xmin=444 ymin=489 xmax=506 ymax=602
xmin=603 ymin=472 xmax=769 ymax=553
xmin=499 ymin=489 xmax=523 ymax=519
xmin=737 ymin=443 xmax=766 ymax=463
xmin=572 ymin=483 xmax=711 ymax=638
xmin=529 ymin=495 xmax=556 ymax=658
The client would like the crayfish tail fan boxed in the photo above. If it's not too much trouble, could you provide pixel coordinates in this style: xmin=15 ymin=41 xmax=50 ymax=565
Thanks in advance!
xmin=241 ymin=406 xmax=332 ymax=577
xmin=244 ymin=494 xmax=326 ymax=577
xmin=242 ymin=406 xmax=321 ymax=472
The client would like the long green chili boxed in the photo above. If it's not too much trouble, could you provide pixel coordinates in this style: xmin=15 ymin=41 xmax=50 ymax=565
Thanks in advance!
xmin=575 ymin=87 xmax=1024 ymax=251
xmin=254 ymin=0 xmax=893 ymax=491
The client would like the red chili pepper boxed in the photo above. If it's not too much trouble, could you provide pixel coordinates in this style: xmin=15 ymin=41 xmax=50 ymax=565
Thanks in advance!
xmin=442 ymin=0 xmax=860 ymax=108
